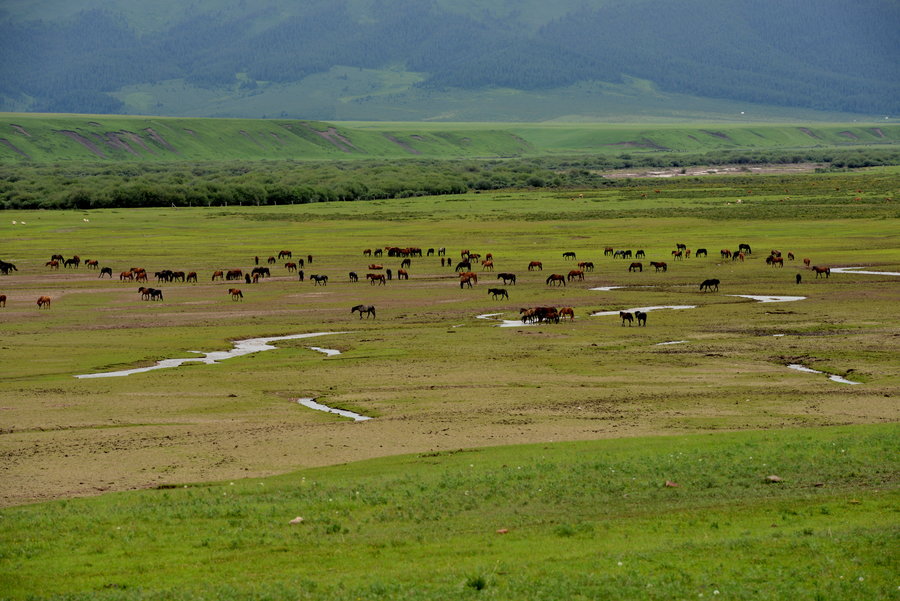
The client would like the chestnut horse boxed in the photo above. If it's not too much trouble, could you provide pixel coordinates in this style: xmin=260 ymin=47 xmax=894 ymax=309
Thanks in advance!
xmin=546 ymin=274 xmax=566 ymax=286
xmin=228 ymin=288 xmax=243 ymax=300
xmin=36 ymin=296 xmax=51 ymax=308
xmin=567 ymin=269 xmax=584 ymax=281
xmin=559 ymin=307 xmax=575 ymax=320
xmin=0 ymin=294 xmax=6 ymax=307
xmin=367 ymin=273 xmax=386 ymax=285
xmin=528 ymin=261 xmax=543 ymax=271
xmin=812 ymin=266 xmax=831 ymax=278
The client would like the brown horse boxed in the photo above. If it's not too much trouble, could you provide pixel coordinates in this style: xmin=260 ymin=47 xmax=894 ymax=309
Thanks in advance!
xmin=397 ymin=268 xmax=409 ymax=280
xmin=228 ymin=288 xmax=243 ymax=300
xmin=546 ymin=274 xmax=566 ymax=286
xmin=45 ymin=260 xmax=60 ymax=269
xmin=367 ymin=273 xmax=386 ymax=285
xmin=226 ymin=269 xmax=243 ymax=280
xmin=628 ymin=262 xmax=642 ymax=272
xmin=459 ymin=271 xmax=478 ymax=284
xmin=567 ymin=269 xmax=584 ymax=281
xmin=559 ymin=307 xmax=575 ymax=320
xmin=803 ymin=258 xmax=811 ymax=267
xmin=767 ymin=256 xmax=784 ymax=267
xmin=481 ymin=259 xmax=494 ymax=271
xmin=650 ymin=261 xmax=667 ymax=272
xmin=120 ymin=270 xmax=134 ymax=281
xmin=672 ymin=250 xmax=683 ymax=260
xmin=186 ymin=272 xmax=198 ymax=283
xmin=619 ymin=311 xmax=633 ymax=326
xmin=528 ymin=261 xmax=543 ymax=271
xmin=0 ymin=294 xmax=6 ymax=307
xmin=720 ymin=249 xmax=732 ymax=258
xmin=363 ymin=249 xmax=372 ymax=257
xmin=278 ymin=250 xmax=292 ymax=259
xmin=285 ymin=262 xmax=297 ymax=272
xmin=460 ymin=275 xmax=475 ymax=288
xmin=368 ymin=264 xmax=383 ymax=270
xmin=85 ymin=259 xmax=99 ymax=269
xmin=211 ymin=270 xmax=224 ymax=281
xmin=36 ymin=295 xmax=51 ymax=308
xmin=812 ymin=266 xmax=831 ymax=278
xmin=578 ymin=261 xmax=594 ymax=272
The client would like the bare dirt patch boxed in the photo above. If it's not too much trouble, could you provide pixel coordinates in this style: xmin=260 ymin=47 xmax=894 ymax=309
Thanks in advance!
xmin=56 ymin=130 xmax=108 ymax=158
xmin=600 ymin=162 xmax=822 ymax=179
xmin=0 ymin=138 xmax=30 ymax=159
xmin=143 ymin=127 xmax=178 ymax=153
xmin=384 ymin=134 xmax=422 ymax=155
xmin=10 ymin=124 xmax=30 ymax=137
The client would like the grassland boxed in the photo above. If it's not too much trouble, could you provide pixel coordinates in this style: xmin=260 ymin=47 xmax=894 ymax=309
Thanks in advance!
xmin=1 ymin=113 xmax=898 ymax=162
xmin=0 ymin=171 xmax=898 ymax=598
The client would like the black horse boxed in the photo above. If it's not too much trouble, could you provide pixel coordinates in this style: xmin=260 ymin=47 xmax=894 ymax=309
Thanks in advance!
xmin=497 ymin=273 xmax=516 ymax=285
xmin=310 ymin=274 xmax=328 ymax=286
xmin=699 ymin=278 xmax=720 ymax=291
xmin=635 ymin=311 xmax=647 ymax=326
xmin=738 ymin=243 xmax=752 ymax=254
xmin=351 ymin=304 xmax=376 ymax=319
xmin=0 ymin=260 xmax=17 ymax=275
xmin=487 ymin=288 xmax=509 ymax=300
xmin=349 ymin=271 xmax=358 ymax=282
xmin=620 ymin=311 xmax=634 ymax=326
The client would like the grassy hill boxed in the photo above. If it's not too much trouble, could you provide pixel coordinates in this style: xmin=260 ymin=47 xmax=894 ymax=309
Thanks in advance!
xmin=2 ymin=114 xmax=898 ymax=163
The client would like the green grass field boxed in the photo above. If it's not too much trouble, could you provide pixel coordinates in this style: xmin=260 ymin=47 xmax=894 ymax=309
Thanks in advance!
xmin=0 ymin=170 xmax=898 ymax=599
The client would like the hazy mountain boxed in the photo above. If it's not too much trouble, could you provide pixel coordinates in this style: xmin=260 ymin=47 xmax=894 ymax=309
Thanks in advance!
xmin=1 ymin=0 xmax=897 ymax=120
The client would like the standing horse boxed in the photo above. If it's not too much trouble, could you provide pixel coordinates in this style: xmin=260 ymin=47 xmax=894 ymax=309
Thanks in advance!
xmin=528 ymin=261 xmax=543 ymax=271
xmin=738 ymin=243 xmax=752 ymax=254
xmin=487 ymin=288 xmax=509 ymax=300
xmin=278 ymin=250 xmax=292 ymax=259
xmin=351 ymin=304 xmax=376 ymax=319
xmin=628 ymin=262 xmax=642 ymax=272
xmin=546 ymin=274 xmax=566 ymax=286
xmin=635 ymin=311 xmax=647 ymax=326
xmin=459 ymin=275 xmax=475 ymax=288
xmin=367 ymin=273 xmax=386 ymax=285
xmin=99 ymin=267 xmax=113 ymax=278
xmin=699 ymin=278 xmax=720 ymax=291
xmin=812 ymin=266 xmax=830 ymax=278
xmin=695 ymin=249 xmax=707 ymax=258
xmin=563 ymin=251 xmax=576 ymax=260
xmin=619 ymin=311 xmax=633 ymax=326
xmin=481 ymin=260 xmax=494 ymax=271
xmin=497 ymin=273 xmax=516 ymax=285
xmin=559 ymin=307 xmax=575 ymax=320
xmin=578 ymin=261 xmax=594 ymax=272
xmin=0 ymin=294 xmax=6 ymax=307
xmin=186 ymin=272 xmax=198 ymax=283
xmin=349 ymin=272 xmax=358 ymax=282
xmin=310 ymin=274 xmax=328 ymax=286
xmin=285 ymin=262 xmax=297 ymax=272
xmin=567 ymin=269 xmax=584 ymax=281
xmin=228 ymin=288 xmax=243 ymax=301
xmin=650 ymin=261 xmax=667 ymax=272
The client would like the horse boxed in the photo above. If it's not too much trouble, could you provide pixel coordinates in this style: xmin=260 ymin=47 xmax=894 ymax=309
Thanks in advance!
xmin=351 ymin=304 xmax=376 ymax=319
xmin=46 ymin=260 xmax=60 ymax=269
xmin=437 ymin=247 xmax=446 ymax=256
xmin=367 ymin=273 xmax=386 ymax=285
xmin=619 ymin=311 xmax=633 ymax=326
xmin=481 ymin=260 xmax=494 ymax=271
xmin=676 ymin=243 xmax=687 ymax=252
xmin=622 ymin=250 xmax=633 ymax=259
xmin=695 ymin=248 xmax=708 ymax=258
xmin=738 ymin=243 xmax=752 ymax=254
xmin=635 ymin=250 xmax=645 ymax=259
xmin=604 ymin=247 xmax=614 ymax=256
xmin=226 ymin=269 xmax=242 ymax=280
xmin=546 ymin=274 xmax=566 ymax=286
xmin=455 ymin=261 xmax=471 ymax=272
xmin=559 ymin=307 xmax=575 ymax=320
xmin=99 ymin=267 xmax=113 ymax=278
xmin=650 ymin=261 xmax=667 ymax=272
xmin=149 ymin=288 xmax=163 ymax=301
xmin=733 ymin=252 xmax=745 ymax=262
xmin=528 ymin=261 xmax=543 ymax=271
xmin=699 ymin=278 xmax=720 ymax=291
xmin=672 ymin=250 xmax=683 ymax=260
xmin=211 ymin=270 xmax=224 ymax=281
xmin=64 ymin=256 xmax=80 ymax=268
xmin=628 ymin=262 xmax=642 ymax=272
xmin=401 ymin=258 xmax=412 ymax=269
xmin=368 ymin=264 xmax=383 ymax=270
xmin=812 ymin=266 xmax=830 ymax=278
xmin=85 ymin=259 xmax=99 ymax=269
xmin=51 ymin=254 xmax=64 ymax=262
xmin=278 ymin=250 xmax=292 ymax=259
xmin=267 ymin=256 xmax=276 ymax=264
xmin=120 ymin=270 xmax=134 ymax=281
xmin=578 ymin=261 xmax=594 ymax=272
xmin=252 ymin=267 xmax=270 ymax=278
xmin=373 ymin=248 xmax=383 ymax=257
xmin=567 ymin=269 xmax=584 ymax=281
xmin=245 ymin=274 xmax=252 ymax=284
xmin=488 ymin=288 xmax=509 ymax=300
xmin=307 ymin=255 xmax=313 ymax=264
xmin=563 ymin=251 xmax=576 ymax=260
xmin=803 ymin=258 xmax=811 ymax=267
xmin=720 ymin=249 xmax=732 ymax=259
xmin=228 ymin=288 xmax=243 ymax=301
xmin=635 ymin=311 xmax=647 ymax=326
xmin=684 ymin=249 xmax=691 ymax=258
xmin=767 ymin=256 xmax=784 ymax=267
xmin=427 ymin=248 xmax=435 ymax=256
xmin=285 ymin=262 xmax=297 ymax=272
xmin=386 ymin=269 xmax=392 ymax=280
xmin=297 ymin=270 xmax=304 ymax=282
xmin=397 ymin=268 xmax=409 ymax=280
xmin=349 ymin=272 xmax=358 ymax=282
xmin=787 ymin=252 xmax=795 ymax=261
xmin=497 ymin=273 xmax=516 ymax=285
xmin=0 ymin=294 xmax=6 ymax=307
xmin=0 ymin=260 xmax=17 ymax=274
xmin=363 ymin=249 xmax=372 ymax=257
xmin=460 ymin=275 xmax=475 ymax=289
xmin=796 ymin=274 xmax=802 ymax=285
xmin=310 ymin=274 xmax=328 ymax=286
xmin=36 ymin=296 xmax=51 ymax=308
xmin=186 ymin=272 xmax=197 ymax=283
xmin=138 ymin=286 xmax=151 ymax=300
xmin=172 ymin=271 xmax=185 ymax=282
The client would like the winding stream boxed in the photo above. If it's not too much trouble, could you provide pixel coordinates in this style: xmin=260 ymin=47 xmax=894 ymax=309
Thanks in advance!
xmin=787 ymin=364 xmax=860 ymax=385
xmin=75 ymin=332 xmax=348 ymax=379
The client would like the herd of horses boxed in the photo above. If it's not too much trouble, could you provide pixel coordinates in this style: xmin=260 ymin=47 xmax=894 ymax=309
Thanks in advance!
xmin=1 ymin=241 xmax=835 ymax=318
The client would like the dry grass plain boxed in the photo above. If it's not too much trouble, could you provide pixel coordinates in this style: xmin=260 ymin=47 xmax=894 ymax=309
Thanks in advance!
xmin=1 ymin=177 xmax=898 ymax=507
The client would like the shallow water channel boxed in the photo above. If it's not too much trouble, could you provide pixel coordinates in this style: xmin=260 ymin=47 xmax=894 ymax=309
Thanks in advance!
xmin=787 ymin=364 xmax=861 ymax=385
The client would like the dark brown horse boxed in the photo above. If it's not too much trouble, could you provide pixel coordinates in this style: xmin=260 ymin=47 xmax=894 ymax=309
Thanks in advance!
xmin=619 ymin=311 xmax=633 ymax=326
xmin=528 ymin=261 xmax=543 ymax=271
xmin=0 ymin=294 xmax=6 ymax=307
xmin=635 ymin=311 xmax=647 ymax=326
xmin=546 ymin=274 xmax=566 ymax=286
xmin=628 ymin=262 xmax=642 ymax=272
xmin=367 ymin=273 xmax=386 ymax=285
xmin=650 ymin=261 xmax=667 ymax=272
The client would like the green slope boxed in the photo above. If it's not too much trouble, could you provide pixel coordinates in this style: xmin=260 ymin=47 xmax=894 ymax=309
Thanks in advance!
xmin=1 ymin=113 xmax=898 ymax=163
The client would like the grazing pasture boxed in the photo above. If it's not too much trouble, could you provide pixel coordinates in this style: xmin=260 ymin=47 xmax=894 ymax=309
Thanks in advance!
xmin=0 ymin=171 xmax=898 ymax=598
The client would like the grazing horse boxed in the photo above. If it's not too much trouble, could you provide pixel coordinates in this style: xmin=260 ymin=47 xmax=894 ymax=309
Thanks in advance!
xmin=427 ymin=248 xmax=435 ymax=256
xmin=363 ymin=249 xmax=372 ymax=257
xmin=803 ymin=258 xmax=811 ymax=267
xmin=563 ymin=251 xmax=576 ymax=260
xmin=578 ymin=261 xmax=594 ymax=272
xmin=46 ymin=260 xmax=60 ymax=269
xmin=285 ymin=262 xmax=297 ymax=272
xmin=650 ymin=261 xmax=667 ymax=272
xmin=567 ymin=269 xmax=584 ymax=281
xmin=85 ymin=259 xmax=99 ymax=269
xmin=401 ymin=258 xmax=412 ymax=269
xmin=397 ymin=268 xmax=409 ymax=280
xmin=459 ymin=275 xmax=475 ymax=288
xmin=528 ymin=261 xmax=543 ymax=271
xmin=437 ymin=247 xmax=446 ymax=256
xmin=812 ymin=266 xmax=831 ymax=278
xmin=672 ymin=250 xmax=683 ymax=260
xmin=349 ymin=272 xmax=358 ymax=282
xmin=738 ymin=243 xmax=752 ymax=254
xmin=497 ymin=273 xmax=516 ymax=285
xmin=695 ymin=248 xmax=707 ymax=258
xmin=64 ymin=257 xmax=80 ymax=268
xmin=351 ymin=304 xmax=376 ymax=319
xmin=720 ymin=249 xmax=732 ymax=258
xmin=186 ymin=272 xmax=197 ymax=283
xmin=546 ymin=274 xmax=566 ymax=286
xmin=99 ymin=267 xmax=113 ymax=278
xmin=635 ymin=311 xmax=647 ymax=326
xmin=767 ymin=256 xmax=784 ymax=267
xmin=604 ymin=247 xmax=614 ymax=256
xmin=787 ymin=252 xmax=795 ymax=261
xmin=278 ymin=250 xmax=292 ymax=259
xmin=559 ymin=307 xmax=575 ymax=320
xmin=211 ymin=270 xmax=224 ymax=281
xmin=0 ymin=260 xmax=17 ymax=274
xmin=487 ymin=288 xmax=509 ymax=300
xmin=733 ymin=252 xmax=745 ymax=262
xmin=676 ymin=243 xmax=687 ymax=252
xmin=252 ymin=267 xmax=270 ymax=278
xmin=228 ymin=288 xmax=243 ymax=301
xmin=481 ymin=259 xmax=494 ymax=271
xmin=310 ymin=274 xmax=328 ymax=286
xmin=373 ymin=248 xmax=383 ymax=257
xmin=0 ymin=294 xmax=6 ymax=307
xmin=36 ymin=296 xmax=51 ymax=308
xmin=51 ymin=254 xmax=64 ymax=262
xmin=455 ymin=261 xmax=471 ymax=272
xmin=628 ymin=262 xmax=642 ymax=272
xmin=367 ymin=273 xmax=386 ymax=285
xmin=267 ymin=256 xmax=276 ymax=264
xmin=619 ymin=311 xmax=634 ymax=326
xmin=226 ymin=269 xmax=243 ymax=280
xmin=459 ymin=272 xmax=477 ymax=284
xmin=699 ymin=278 xmax=720 ymax=291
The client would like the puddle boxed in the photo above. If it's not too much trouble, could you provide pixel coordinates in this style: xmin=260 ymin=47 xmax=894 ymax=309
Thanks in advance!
xmin=591 ymin=305 xmax=696 ymax=317
xmin=728 ymin=295 xmax=805 ymax=303
xmin=831 ymin=267 xmax=900 ymax=277
xmin=296 ymin=398 xmax=372 ymax=421
xmin=655 ymin=340 xmax=689 ymax=346
xmin=75 ymin=332 xmax=348 ymax=378
xmin=787 ymin=364 xmax=860 ymax=385
xmin=309 ymin=346 xmax=341 ymax=357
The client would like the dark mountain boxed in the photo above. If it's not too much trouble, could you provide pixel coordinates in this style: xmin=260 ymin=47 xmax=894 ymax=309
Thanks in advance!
xmin=1 ymin=0 xmax=896 ymax=119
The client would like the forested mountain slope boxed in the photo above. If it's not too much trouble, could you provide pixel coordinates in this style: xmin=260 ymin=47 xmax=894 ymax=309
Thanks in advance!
xmin=1 ymin=0 xmax=897 ymax=120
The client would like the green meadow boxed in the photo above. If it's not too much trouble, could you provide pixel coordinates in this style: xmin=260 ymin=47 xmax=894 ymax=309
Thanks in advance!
xmin=0 ymin=170 xmax=898 ymax=599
